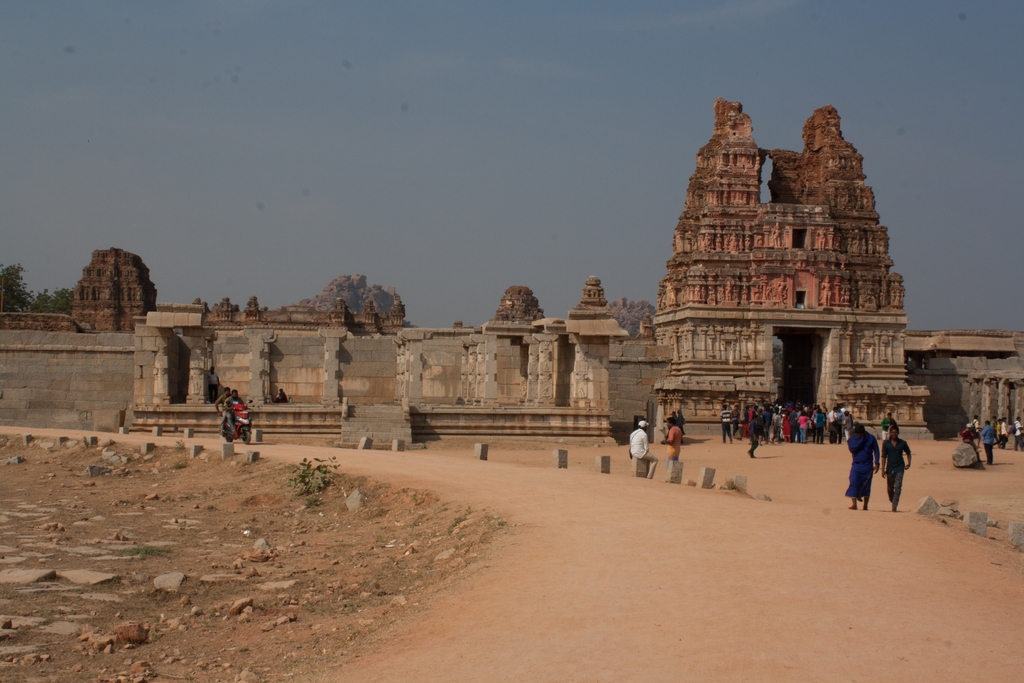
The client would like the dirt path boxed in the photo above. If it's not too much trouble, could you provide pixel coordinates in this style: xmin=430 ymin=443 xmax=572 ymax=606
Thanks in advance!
xmin=20 ymin=430 xmax=1024 ymax=681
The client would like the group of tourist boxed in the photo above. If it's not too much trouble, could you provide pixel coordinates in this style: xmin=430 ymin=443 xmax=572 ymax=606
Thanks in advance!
xmin=717 ymin=402 xmax=867 ymax=456
xmin=959 ymin=414 xmax=1023 ymax=466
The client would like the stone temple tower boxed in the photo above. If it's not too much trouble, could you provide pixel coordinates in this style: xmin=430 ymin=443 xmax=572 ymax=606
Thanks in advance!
xmin=653 ymin=98 xmax=930 ymax=436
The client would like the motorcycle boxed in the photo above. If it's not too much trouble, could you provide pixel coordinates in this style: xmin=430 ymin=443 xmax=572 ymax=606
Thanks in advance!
xmin=221 ymin=400 xmax=253 ymax=444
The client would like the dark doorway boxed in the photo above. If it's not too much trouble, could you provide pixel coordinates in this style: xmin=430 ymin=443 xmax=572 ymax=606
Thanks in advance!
xmin=775 ymin=330 xmax=822 ymax=405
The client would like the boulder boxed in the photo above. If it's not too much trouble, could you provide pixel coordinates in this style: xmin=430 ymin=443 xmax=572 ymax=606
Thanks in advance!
xmin=952 ymin=443 xmax=982 ymax=468
xmin=228 ymin=597 xmax=254 ymax=616
xmin=86 ymin=465 xmax=111 ymax=477
xmin=113 ymin=622 xmax=150 ymax=644
xmin=913 ymin=496 xmax=940 ymax=516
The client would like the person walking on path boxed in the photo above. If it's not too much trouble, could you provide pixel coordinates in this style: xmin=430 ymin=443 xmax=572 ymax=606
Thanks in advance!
xmin=1014 ymin=416 xmax=1023 ymax=452
xmin=980 ymin=420 xmax=996 ymax=465
xmin=720 ymin=405 xmax=733 ymax=444
xmin=747 ymin=422 xmax=759 ymax=458
xmin=881 ymin=425 xmax=912 ymax=512
xmin=661 ymin=417 xmax=683 ymax=467
xmin=843 ymin=410 xmax=855 ymax=444
xmin=845 ymin=423 xmax=879 ymax=511
xmin=630 ymin=420 xmax=658 ymax=479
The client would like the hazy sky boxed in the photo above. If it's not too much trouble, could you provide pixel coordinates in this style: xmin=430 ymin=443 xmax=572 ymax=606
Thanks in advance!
xmin=2 ymin=1 xmax=1021 ymax=329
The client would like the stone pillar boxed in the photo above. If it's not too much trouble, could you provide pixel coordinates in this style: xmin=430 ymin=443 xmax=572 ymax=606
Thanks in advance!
xmin=244 ymin=328 xmax=277 ymax=405
xmin=318 ymin=328 xmax=348 ymax=406
xmin=408 ymin=337 xmax=424 ymax=401
xmin=182 ymin=328 xmax=215 ymax=405
xmin=480 ymin=335 xmax=498 ymax=406
xmin=535 ymin=334 xmax=557 ymax=407
xmin=980 ymin=378 xmax=992 ymax=420
xmin=997 ymin=378 xmax=1008 ymax=418
xmin=526 ymin=340 xmax=540 ymax=404
xmin=151 ymin=328 xmax=176 ymax=405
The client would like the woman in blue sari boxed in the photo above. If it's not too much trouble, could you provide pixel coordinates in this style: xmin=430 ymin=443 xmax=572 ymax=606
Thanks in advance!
xmin=846 ymin=423 xmax=879 ymax=510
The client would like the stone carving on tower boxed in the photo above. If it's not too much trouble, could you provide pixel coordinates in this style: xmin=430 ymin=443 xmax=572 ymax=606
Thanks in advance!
xmin=654 ymin=99 xmax=929 ymax=436
xmin=71 ymin=248 xmax=157 ymax=331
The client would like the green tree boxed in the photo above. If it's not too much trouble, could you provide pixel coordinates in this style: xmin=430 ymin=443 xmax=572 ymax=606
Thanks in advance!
xmin=29 ymin=288 xmax=75 ymax=315
xmin=0 ymin=264 xmax=33 ymax=312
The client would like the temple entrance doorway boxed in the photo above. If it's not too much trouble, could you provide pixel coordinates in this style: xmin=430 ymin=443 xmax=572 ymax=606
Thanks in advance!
xmin=774 ymin=328 xmax=825 ymax=405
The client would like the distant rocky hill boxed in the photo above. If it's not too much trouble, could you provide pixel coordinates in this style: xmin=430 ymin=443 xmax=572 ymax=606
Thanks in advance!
xmin=608 ymin=297 xmax=655 ymax=337
xmin=298 ymin=274 xmax=399 ymax=315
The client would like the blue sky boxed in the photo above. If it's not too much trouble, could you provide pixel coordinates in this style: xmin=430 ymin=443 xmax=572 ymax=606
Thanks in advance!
xmin=1 ymin=1 xmax=1021 ymax=329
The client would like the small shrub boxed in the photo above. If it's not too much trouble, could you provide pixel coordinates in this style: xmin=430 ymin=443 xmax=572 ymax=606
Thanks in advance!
xmin=174 ymin=440 xmax=185 ymax=451
xmin=173 ymin=462 xmax=187 ymax=470
xmin=305 ymin=495 xmax=321 ymax=508
xmin=288 ymin=457 xmax=340 ymax=496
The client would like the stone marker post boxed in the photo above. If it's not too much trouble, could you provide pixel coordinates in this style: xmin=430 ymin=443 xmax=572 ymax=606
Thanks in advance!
xmin=698 ymin=467 xmax=716 ymax=489
xmin=392 ymin=439 xmax=405 ymax=452
xmin=119 ymin=427 xmax=129 ymax=435
xmin=184 ymin=428 xmax=195 ymax=439
xmin=630 ymin=457 xmax=648 ymax=478
xmin=152 ymin=426 xmax=162 ymax=437
xmin=245 ymin=450 xmax=260 ymax=464
xmin=552 ymin=449 xmax=568 ymax=469
xmin=358 ymin=437 xmax=373 ymax=450
xmin=1007 ymin=521 xmax=1024 ymax=550
xmin=140 ymin=443 xmax=155 ymax=455
xmin=221 ymin=443 xmax=234 ymax=460
xmin=253 ymin=429 xmax=263 ymax=443
xmin=963 ymin=510 xmax=988 ymax=536
xmin=21 ymin=435 xmax=31 ymax=446
xmin=189 ymin=445 xmax=203 ymax=460
xmin=595 ymin=455 xmax=611 ymax=474
xmin=56 ymin=436 xmax=68 ymax=446
xmin=730 ymin=475 xmax=748 ymax=493
xmin=665 ymin=461 xmax=684 ymax=484
xmin=475 ymin=443 xmax=488 ymax=461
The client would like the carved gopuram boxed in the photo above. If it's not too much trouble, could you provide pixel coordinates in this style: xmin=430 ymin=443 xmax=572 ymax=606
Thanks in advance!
xmin=654 ymin=99 xmax=930 ymax=437
xmin=71 ymin=248 xmax=157 ymax=331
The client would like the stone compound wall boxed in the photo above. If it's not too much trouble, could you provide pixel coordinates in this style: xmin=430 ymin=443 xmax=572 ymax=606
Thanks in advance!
xmin=608 ymin=341 xmax=671 ymax=439
xmin=0 ymin=313 xmax=79 ymax=332
xmin=0 ymin=330 xmax=134 ymax=431
xmin=907 ymin=357 xmax=1024 ymax=438
xmin=339 ymin=337 xmax=397 ymax=405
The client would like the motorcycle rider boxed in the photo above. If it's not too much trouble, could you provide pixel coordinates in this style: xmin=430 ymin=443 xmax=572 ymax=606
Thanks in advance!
xmin=224 ymin=389 xmax=244 ymax=437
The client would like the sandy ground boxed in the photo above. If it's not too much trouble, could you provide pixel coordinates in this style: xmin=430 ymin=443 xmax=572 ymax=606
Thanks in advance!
xmin=16 ymin=428 xmax=1024 ymax=682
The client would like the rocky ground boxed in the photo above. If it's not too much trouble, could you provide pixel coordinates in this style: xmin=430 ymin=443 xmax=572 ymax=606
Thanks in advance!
xmin=0 ymin=434 xmax=508 ymax=682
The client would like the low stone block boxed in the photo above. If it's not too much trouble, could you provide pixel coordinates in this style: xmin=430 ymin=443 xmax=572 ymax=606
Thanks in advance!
xmin=184 ymin=428 xmax=194 ymax=439
xmin=665 ymin=460 xmax=684 ymax=484
xmin=358 ymin=437 xmax=373 ymax=450
xmin=730 ymin=475 xmax=748 ymax=493
xmin=85 ymin=436 xmax=98 ymax=446
xmin=914 ymin=496 xmax=940 ymax=516
xmin=595 ymin=455 xmax=611 ymax=474
xmin=698 ymin=467 xmax=716 ymax=489
xmin=154 ymin=571 xmax=185 ymax=591
xmin=392 ymin=439 xmax=405 ymax=452
xmin=245 ymin=450 xmax=260 ymax=464
xmin=56 ymin=436 xmax=68 ymax=446
xmin=152 ymin=426 xmax=162 ymax=437
xmin=346 ymin=487 xmax=364 ymax=511
xmin=189 ymin=445 xmax=203 ymax=460
xmin=475 ymin=443 xmax=488 ymax=461
xmin=1007 ymin=521 xmax=1024 ymax=550
xmin=7 ymin=456 xmax=25 ymax=465
xmin=21 ymin=434 xmax=31 ymax=446
xmin=552 ymin=449 xmax=568 ymax=469
xmin=221 ymin=443 xmax=234 ymax=460
xmin=119 ymin=427 xmax=130 ymax=435
xmin=253 ymin=429 xmax=263 ymax=443
xmin=756 ymin=493 xmax=773 ymax=502
xmin=630 ymin=457 xmax=648 ymax=478
xmin=85 ymin=465 xmax=111 ymax=477
xmin=140 ymin=443 xmax=155 ymax=455
xmin=963 ymin=510 xmax=988 ymax=537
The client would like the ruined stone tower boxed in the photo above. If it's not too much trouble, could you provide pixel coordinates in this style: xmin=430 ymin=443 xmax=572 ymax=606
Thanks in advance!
xmin=72 ymin=248 xmax=157 ymax=331
xmin=654 ymin=99 xmax=929 ymax=435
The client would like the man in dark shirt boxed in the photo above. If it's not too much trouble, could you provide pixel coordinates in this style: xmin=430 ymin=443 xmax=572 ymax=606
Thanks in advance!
xmin=881 ymin=424 xmax=912 ymax=512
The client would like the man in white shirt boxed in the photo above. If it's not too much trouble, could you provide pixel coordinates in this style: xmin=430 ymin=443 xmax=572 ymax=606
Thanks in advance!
xmin=630 ymin=420 xmax=657 ymax=479
xmin=1014 ymin=417 xmax=1023 ymax=452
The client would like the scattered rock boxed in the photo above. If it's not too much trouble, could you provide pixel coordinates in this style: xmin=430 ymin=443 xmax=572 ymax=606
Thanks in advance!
xmin=346 ymin=488 xmax=364 ymax=512
xmin=256 ymin=581 xmax=296 ymax=591
xmin=190 ymin=605 xmax=204 ymax=617
xmin=913 ymin=496 xmax=940 ymax=516
xmin=935 ymin=506 xmax=962 ymax=519
xmin=6 ymin=456 xmax=25 ymax=465
xmin=153 ymin=572 xmax=185 ymax=591
xmin=253 ymin=538 xmax=271 ymax=550
xmin=237 ymin=669 xmax=260 ymax=683
xmin=85 ymin=465 xmax=111 ymax=477
xmin=56 ymin=569 xmax=116 ymax=585
xmin=433 ymin=549 xmax=455 ymax=564
xmin=755 ymin=493 xmax=772 ymax=502
xmin=36 ymin=620 xmax=81 ymax=635
xmin=0 ymin=568 xmax=57 ymax=584
xmin=113 ymin=621 xmax=150 ymax=644
xmin=228 ymin=597 xmax=253 ymax=616
xmin=390 ymin=595 xmax=407 ymax=606
xmin=963 ymin=510 xmax=988 ymax=537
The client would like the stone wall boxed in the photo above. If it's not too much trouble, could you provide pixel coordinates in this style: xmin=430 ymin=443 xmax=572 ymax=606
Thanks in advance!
xmin=609 ymin=341 xmax=671 ymax=438
xmin=0 ymin=330 xmax=134 ymax=431
xmin=339 ymin=337 xmax=397 ymax=405
xmin=0 ymin=313 xmax=79 ymax=332
xmin=908 ymin=357 xmax=1024 ymax=438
